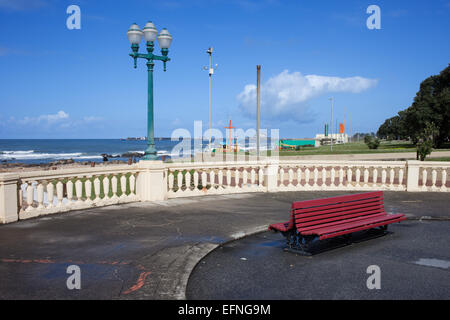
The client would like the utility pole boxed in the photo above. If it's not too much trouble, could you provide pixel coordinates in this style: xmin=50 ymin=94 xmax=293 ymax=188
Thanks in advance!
xmin=349 ymin=114 xmax=352 ymax=143
xmin=256 ymin=65 xmax=261 ymax=160
xmin=329 ymin=97 xmax=334 ymax=151
xmin=203 ymin=47 xmax=217 ymax=151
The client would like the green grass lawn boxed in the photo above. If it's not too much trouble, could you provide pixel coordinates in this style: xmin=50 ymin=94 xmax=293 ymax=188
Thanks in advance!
xmin=271 ymin=140 xmax=450 ymax=157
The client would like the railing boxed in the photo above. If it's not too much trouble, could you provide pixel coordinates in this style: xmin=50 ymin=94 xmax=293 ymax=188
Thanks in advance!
xmin=166 ymin=161 xmax=265 ymax=198
xmin=416 ymin=161 xmax=450 ymax=192
xmin=0 ymin=160 xmax=449 ymax=224
xmin=276 ymin=160 xmax=407 ymax=191
xmin=16 ymin=165 xmax=139 ymax=220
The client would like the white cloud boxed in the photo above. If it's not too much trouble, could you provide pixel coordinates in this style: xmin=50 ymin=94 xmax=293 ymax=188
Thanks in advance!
xmin=18 ymin=110 xmax=69 ymax=125
xmin=237 ymin=70 xmax=378 ymax=121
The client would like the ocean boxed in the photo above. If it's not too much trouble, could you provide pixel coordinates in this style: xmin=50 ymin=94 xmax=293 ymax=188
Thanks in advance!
xmin=0 ymin=139 xmax=199 ymax=164
xmin=0 ymin=139 xmax=274 ymax=164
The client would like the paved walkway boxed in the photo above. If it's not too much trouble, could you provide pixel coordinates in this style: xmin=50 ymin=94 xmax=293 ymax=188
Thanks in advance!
xmin=0 ymin=191 xmax=448 ymax=299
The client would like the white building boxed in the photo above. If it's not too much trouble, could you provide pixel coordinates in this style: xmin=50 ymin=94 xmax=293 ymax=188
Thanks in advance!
xmin=315 ymin=133 xmax=349 ymax=144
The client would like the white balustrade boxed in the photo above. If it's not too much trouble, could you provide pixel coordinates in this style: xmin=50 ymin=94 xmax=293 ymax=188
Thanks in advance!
xmin=16 ymin=165 xmax=139 ymax=220
xmin=2 ymin=159 xmax=449 ymax=224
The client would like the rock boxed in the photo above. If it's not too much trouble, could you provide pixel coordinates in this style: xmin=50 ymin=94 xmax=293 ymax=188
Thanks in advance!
xmin=121 ymin=152 xmax=144 ymax=158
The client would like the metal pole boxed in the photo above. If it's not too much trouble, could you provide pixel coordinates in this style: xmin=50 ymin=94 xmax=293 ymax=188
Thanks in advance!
xmin=329 ymin=97 xmax=333 ymax=151
xmin=144 ymin=58 xmax=157 ymax=160
xmin=256 ymin=65 xmax=261 ymax=160
xmin=208 ymin=50 xmax=212 ymax=151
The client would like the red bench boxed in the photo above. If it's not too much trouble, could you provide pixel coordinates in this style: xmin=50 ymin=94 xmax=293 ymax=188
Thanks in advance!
xmin=269 ymin=191 xmax=406 ymax=253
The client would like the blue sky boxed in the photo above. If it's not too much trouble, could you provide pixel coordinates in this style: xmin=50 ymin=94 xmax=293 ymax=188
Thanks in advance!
xmin=0 ymin=0 xmax=449 ymax=139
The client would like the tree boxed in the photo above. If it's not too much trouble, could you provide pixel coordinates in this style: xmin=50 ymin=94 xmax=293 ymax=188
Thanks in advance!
xmin=364 ymin=135 xmax=380 ymax=149
xmin=403 ymin=65 xmax=450 ymax=147
xmin=416 ymin=122 xmax=439 ymax=161
xmin=377 ymin=64 xmax=450 ymax=147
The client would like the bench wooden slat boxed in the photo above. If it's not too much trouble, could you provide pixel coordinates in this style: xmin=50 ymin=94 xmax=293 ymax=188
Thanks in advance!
xmin=291 ymin=191 xmax=383 ymax=211
xmin=315 ymin=215 xmax=407 ymax=240
xmin=295 ymin=204 xmax=384 ymax=225
xmin=298 ymin=211 xmax=388 ymax=232
xmin=302 ymin=214 xmax=406 ymax=238
xmin=292 ymin=198 xmax=383 ymax=218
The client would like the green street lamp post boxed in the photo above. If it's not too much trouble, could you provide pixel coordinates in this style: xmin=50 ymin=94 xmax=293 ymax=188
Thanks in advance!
xmin=127 ymin=22 xmax=173 ymax=160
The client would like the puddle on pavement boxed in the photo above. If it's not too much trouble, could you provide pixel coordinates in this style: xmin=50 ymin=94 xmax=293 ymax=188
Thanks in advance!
xmin=413 ymin=258 xmax=450 ymax=269
xmin=257 ymin=240 xmax=285 ymax=248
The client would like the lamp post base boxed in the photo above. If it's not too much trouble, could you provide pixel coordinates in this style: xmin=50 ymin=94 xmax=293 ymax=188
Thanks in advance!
xmin=143 ymin=153 xmax=158 ymax=161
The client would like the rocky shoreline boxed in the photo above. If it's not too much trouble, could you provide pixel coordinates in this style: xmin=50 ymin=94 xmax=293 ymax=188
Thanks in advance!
xmin=0 ymin=152 xmax=146 ymax=173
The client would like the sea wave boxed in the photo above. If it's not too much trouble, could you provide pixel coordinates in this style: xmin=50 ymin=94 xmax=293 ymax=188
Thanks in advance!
xmin=0 ymin=151 xmax=102 ymax=160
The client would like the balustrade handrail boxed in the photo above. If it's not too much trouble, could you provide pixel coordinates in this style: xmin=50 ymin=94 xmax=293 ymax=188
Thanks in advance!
xmin=13 ymin=164 xmax=140 ymax=182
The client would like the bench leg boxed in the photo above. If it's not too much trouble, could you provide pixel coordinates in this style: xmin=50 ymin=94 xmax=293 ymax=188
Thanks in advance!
xmin=287 ymin=233 xmax=319 ymax=255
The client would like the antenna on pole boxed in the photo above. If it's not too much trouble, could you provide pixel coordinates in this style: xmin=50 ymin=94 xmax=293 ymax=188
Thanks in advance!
xmin=256 ymin=65 xmax=261 ymax=161
xmin=203 ymin=47 xmax=218 ymax=152
xmin=329 ymin=97 xmax=334 ymax=151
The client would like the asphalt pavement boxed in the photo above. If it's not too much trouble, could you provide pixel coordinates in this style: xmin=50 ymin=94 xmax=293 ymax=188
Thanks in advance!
xmin=0 ymin=191 xmax=448 ymax=300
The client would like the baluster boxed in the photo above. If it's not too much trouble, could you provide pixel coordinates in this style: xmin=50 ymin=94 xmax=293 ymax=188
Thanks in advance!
xmin=258 ymin=167 xmax=264 ymax=187
xmin=296 ymin=168 xmax=302 ymax=187
xmin=129 ymin=174 xmax=136 ymax=195
xmin=226 ymin=169 xmax=231 ymax=187
xmin=313 ymin=168 xmax=319 ymax=187
xmin=363 ymin=168 xmax=369 ymax=187
xmin=26 ymin=183 xmax=34 ymax=211
xmin=242 ymin=168 xmax=248 ymax=188
xmin=288 ymin=168 xmax=294 ymax=187
xmin=93 ymin=176 xmax=101 ymax=203
xmin=321 ymin=167 xmax=327 ymax=187
xmin=55 ymin=180 xmax=63 ymax=207
xmin=389 ymin=168 xmax=395 ymax=188
xmin=193 ymin=171 xmax=199 ymax=190
xmin=440 ymin=169 xmax=447 ymax=191
xmin=120 ymin=175 xmax=127 ymax=198
xmin=355 ymin=168 xmax=361 ymax=187
xmin=346 ymin=168 xmax=352 ymax=187
xmin=235 ymin=168 xmax=240 ymax=188
xmin=305 ymin=168 xmax=310 ymax=187
xmin=111 ymin=175 xmax=118 ymax=200
xmin=36 ymin=182 xmax=44 ymax=210
xmin=431 ymin=169 xmax=437 ymax=190
xmin=75 ymin=178 xmax=83 ymax=204
xmin=47 ymin=182 xmax=54 ymax=208
xmin=279 ymin=168 xmax=285 ymax=187
xmin=185 ymin=171 xmax=192 ymax=191
xmin=85 ymin=178 xmax=93 ymax=203
xmin=338 ymin=168 xmax=344 ymax=187
xmin=201 ymin=171 xmax=207 ymax=189
xmin=209 ymin=170 xmax=216 ymax=188
xmin=373 ymin=168 xmax=378 ymax=186
xmin=421 ymin=168 xmax=428 ymax=190
xmin=381 ymin=169 xmax=387 ymax=187
xmin=66 ymin=179 xmax=74 ymax=206
xmin=398 ymin=168 xmax=404 ymax=188
xmin=168 ymin=172 xmax=174 ymax=192
xmin=330 ymin=167 xmax=336 ymax=187
xmin=250 ymin=168 xmax=256 ymax=187
xmin=102 ymin=176 xmax=110 ymax=200
xmin=177 ymin=171 xmax=183 ymax=191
